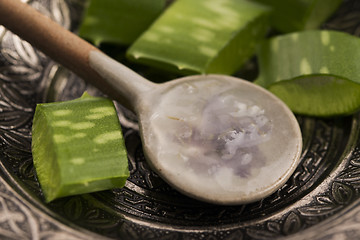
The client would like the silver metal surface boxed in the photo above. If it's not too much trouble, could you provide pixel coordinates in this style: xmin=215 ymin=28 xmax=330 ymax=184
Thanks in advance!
xmin=1 ymin=0 xmax=360 ymax=239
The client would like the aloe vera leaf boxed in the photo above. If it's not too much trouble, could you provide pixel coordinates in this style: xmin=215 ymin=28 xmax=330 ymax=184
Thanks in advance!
xmin=126 ymin=0 xmax=270 ymax=75
xmin=32 ymin=93 xmax=129 ymax=202
xmin=78 ymin=0 xmax=166 ymax=46
xmin=251 ymin=0 xmax=342 ymax=33
xmin=255 ymin=30 xmax=360 ymax=116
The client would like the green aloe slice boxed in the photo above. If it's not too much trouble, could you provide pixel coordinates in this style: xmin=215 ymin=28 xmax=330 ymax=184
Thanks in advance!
xmin=126 ymin=0 xmax=270 ymax=75
xmin=32 ymin=93 xmax=129 ymax=202
xmin=255 ymin=30 xmax=360 ymax=117
xmin=251 ymin=0 xmax=342 ymax=33
xmin=78 ymin=0 xmax=166 ymax=46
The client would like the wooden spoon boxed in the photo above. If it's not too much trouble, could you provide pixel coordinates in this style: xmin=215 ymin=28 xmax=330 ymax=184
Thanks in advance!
xmin=0 ymin=0 xmax=302 ymax=205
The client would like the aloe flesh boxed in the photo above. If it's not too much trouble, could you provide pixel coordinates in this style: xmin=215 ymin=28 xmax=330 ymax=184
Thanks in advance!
xmin=126 ymin=0 xmax=270 ymax=75
xmin=78 ymin=0 xmax=166 ymax=46
xmin=31 ymin=93 xmax=129 ymax=202
xmin=256 ymin=30 xmax=360 ymax=117
xmin=252 ymin=0 xmax=342 ymax=33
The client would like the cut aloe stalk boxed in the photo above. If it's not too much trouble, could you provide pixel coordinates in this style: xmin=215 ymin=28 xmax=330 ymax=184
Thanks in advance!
xmin=251 ymin=0 xmax=342 ymax=33
xmin=78 ymin=0 xmax=166 ymax=46
xmin=31 ymin=93 xmax=129 ymax=202
xmin=256 ymin=30 xmax=360 ymax=117
xmin=126 ymin=0 xmax=271 ymax=75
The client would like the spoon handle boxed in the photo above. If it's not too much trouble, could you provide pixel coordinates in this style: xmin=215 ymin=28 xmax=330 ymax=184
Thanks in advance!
xmin=0 ymin=0 xmax=153 ymax=110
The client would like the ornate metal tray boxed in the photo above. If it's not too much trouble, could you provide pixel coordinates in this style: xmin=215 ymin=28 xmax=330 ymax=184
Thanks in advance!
xmin=1 ymin=0 xmax=360 ymax=239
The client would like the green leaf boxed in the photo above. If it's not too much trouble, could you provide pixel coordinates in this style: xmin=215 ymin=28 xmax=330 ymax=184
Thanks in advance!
xmin=78 ymin=0 xmax=166 ymax=46
xmin=32 ymin=93 xmax=129 ymax=202
xmin=126 ymin=0 xmax=271 ymax=75
xmin=251 ymin=0 xmax=343 ymax=33
xmin=255 ymin=30 xmax=360 ymax=117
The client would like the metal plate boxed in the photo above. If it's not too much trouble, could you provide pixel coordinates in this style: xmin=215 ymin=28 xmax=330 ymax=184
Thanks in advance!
xmin=1 ymin=0 xmax=360 ymax=239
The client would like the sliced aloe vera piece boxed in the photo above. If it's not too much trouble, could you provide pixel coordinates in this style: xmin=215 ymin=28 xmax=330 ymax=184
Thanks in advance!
xmin=78 ymin=0 xmax=166 ymax=46
xmin=251 ymin=0 xmax=342 ymax=33
xmin=256 ymin=30 xmax=360 ymax=116
xmin=32 ymin=93 xmax=129 ymax=202
xmin=126 ymin=0 xmax=270 ymax=75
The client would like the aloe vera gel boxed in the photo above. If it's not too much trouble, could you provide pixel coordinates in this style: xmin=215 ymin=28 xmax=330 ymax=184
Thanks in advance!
xmin=31 ymin=93 xmax=129 ymax=202
xmin=139 ymin=76 xmax=302 ymax=204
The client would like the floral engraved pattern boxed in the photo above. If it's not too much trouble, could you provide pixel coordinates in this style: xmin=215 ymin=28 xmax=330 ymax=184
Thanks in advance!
xmin=0 ymin=192 xmax=37 ymax=239
xmin=0 ymin=0 xmax=91 ymax=239
xmin=0 ymin=177 xmax=89 ymax=240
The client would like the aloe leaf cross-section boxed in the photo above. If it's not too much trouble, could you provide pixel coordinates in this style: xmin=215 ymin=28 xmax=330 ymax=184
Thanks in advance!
xmin=31 ymin=93 xmax=129 ymax=202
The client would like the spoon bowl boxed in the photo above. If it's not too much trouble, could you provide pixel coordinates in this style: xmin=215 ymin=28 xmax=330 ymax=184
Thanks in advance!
xmin=90 ymin=51 xmax=302 ymax=205
xmin=144 ymin=75 xmax=302 ymax=204
xmin=0 ymin=0 xmax=302 ymax=205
